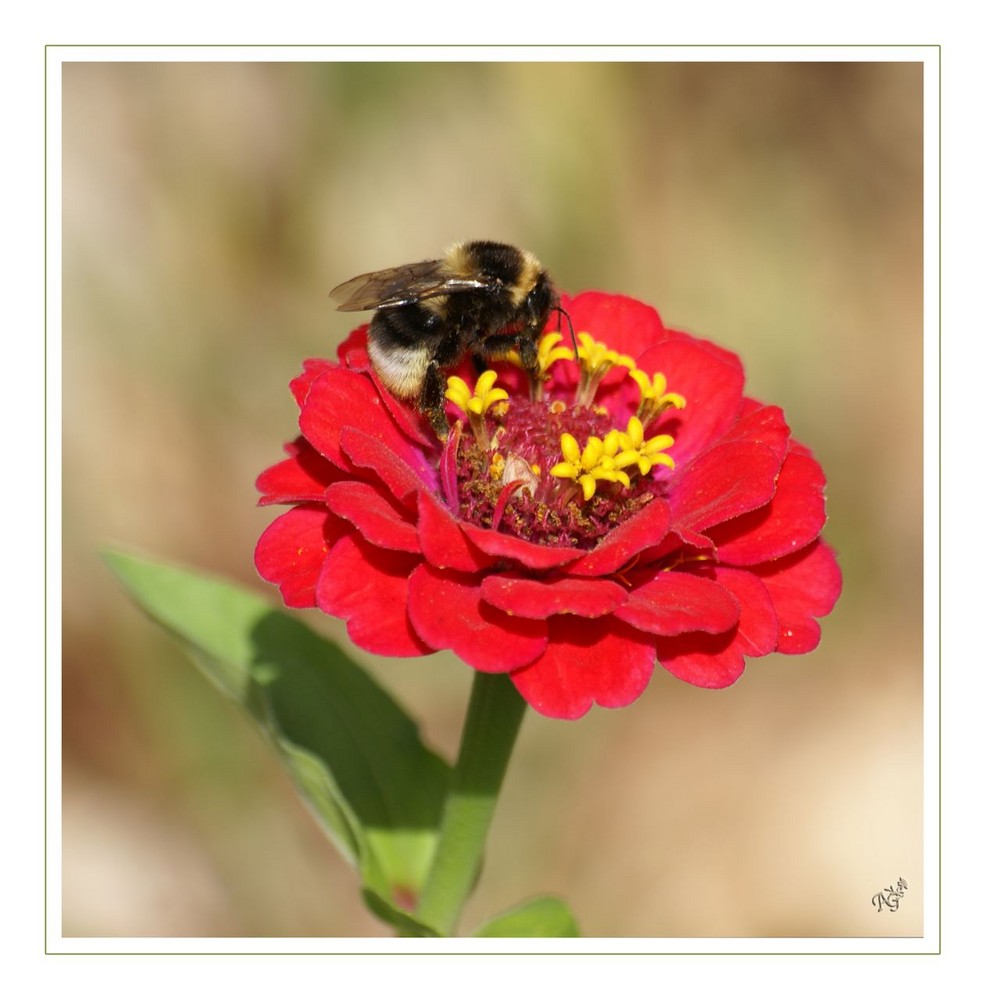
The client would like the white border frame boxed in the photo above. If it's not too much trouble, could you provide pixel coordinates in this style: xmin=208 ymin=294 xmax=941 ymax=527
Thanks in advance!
xmin=45 ymin=43 xmax=941 ymax=958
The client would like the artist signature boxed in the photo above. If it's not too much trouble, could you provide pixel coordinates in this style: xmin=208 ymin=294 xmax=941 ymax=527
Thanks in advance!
xmin=872 ymin=877 xmax=909 ymax=913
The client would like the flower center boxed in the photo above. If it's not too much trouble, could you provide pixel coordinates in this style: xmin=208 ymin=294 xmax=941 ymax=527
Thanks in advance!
xmin=440 ymin=332 xmax=686 ymax=549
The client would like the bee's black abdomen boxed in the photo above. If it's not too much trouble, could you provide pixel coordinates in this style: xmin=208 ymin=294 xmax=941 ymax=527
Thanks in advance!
xmin=367 ymin=303 xmax=445 ymax=399
xmin=372 ymin=302 xmax=442 ymax=349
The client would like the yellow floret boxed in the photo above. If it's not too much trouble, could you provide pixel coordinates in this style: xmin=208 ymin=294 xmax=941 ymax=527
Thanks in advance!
xmin=445 ymin=371 xmax=510 ymax=449
xmin=550 ymin=430 xmax=633 ymax=501
xmin=571 ymin=332 xmax=637 ymax=407
xmin=629 ymin=368 xmax=686 ymax=424
xmin=618 ymin=415 xmax=677 ymax=474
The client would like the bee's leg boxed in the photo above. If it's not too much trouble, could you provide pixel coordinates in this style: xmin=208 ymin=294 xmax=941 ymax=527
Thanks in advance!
xmin=421 ymin=324 xmax=470 ymax=439
xmin=471 ymin=355 xmax=489 ymax=378
xmin=420 ymin=360 xmax=450 ymax=440
xmin=516 ymin=332 xmax=543 ymax=400
xmin=517 ymin=333 xmax=539 ymax=375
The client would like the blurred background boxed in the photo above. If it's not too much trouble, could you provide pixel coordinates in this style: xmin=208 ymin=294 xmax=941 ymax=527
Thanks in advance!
xmin=61 ymin=59 xmax=924 ymax=938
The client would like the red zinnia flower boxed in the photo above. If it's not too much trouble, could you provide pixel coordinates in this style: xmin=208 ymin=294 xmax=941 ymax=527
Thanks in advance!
xmin=255 ymin=292 xmax=842 ymax=720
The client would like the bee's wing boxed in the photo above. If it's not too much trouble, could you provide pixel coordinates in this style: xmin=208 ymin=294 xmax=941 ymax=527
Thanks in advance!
xmin=330 ymin=259 xmax=488 ymax=312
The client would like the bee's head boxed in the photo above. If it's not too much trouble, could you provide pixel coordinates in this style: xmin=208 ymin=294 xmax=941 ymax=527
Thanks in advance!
xmin=523 ymin=272 xmax=577 ymax=357
xmin=523 ymin=271 xmax=556 ymax=331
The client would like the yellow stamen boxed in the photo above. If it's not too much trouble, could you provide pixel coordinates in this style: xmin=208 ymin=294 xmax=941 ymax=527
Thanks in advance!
xmin=576 ymin=332 xmax=637 ymax=374
xmin=537 ymin=331 xmax=576 ymax=372
xmin=629 ymin=369 xmax=686 ymax=425
xmin=618 ymin=415 xmax=677 ymax=475
xmin=573 ymin=332 xmax=637 ymax=407
xmin=550 ymin=430 xmax=633 ymax=502
xmin=445 ymin=371 xmax=509 ymax=449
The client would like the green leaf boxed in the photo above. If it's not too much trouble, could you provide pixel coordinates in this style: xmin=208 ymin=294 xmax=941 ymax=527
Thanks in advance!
xmin=104 ymin=549 xmax=450 ymax=935
xmin=473 ymin=896 xmax=581 ymax=937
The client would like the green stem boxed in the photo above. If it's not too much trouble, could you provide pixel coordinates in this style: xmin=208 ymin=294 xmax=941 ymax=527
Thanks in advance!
xmin=415 ymin=671 xmax=527 ymax=936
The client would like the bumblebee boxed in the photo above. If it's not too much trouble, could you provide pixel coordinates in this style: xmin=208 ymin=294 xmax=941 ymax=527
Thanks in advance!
xmin=330 ymin=240 xmax=560 ymax=436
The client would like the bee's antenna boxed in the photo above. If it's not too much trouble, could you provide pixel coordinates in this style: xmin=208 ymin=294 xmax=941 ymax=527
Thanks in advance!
xmin=555 ymin=305 xmax=579 ymax=360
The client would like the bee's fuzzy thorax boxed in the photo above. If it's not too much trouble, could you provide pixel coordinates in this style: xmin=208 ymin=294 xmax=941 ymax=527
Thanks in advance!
xmin=444 ymin=240 xmax=546 ymax=308
xmin=513 ymin=249 xmax=544 ymax=308
xmin=443 ymin=241 xmax=475 ymax=279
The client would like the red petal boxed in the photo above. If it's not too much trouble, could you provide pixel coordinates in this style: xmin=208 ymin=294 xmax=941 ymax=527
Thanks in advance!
xmin=337 ymin=326 xmax=440 ymax=450
xmin=256 ymin=437 xmax=342 ymax=505
xmin=669 ymin=440 xmax=782 ymax=534
xmin=717 ymin=404 xmax=790 ymax=460
xmin=300 ymin=368 xmax=411 ymax=472
xmin=417 ymin=489 xmax=495 ymax=572
xmin=665 ymin=404 xmax=790 ymax=536
xmin=254 ymin=505 xmax=338 ymax=608
xmin=711 ymin=448 xmax=828 ymax=565
xmin=662 ymin=327 xmax=745 ymax=378
xmin=714 ymin=567 xmax=779 ymax=656
xmin=315 ymin=534 xmax=429 ymax=657
xmin=340 ymin=426 xmax=439 ymax=502
xmin=667 ymin=524 xmax=717 ymax=553
xmin=636 ymin=336 xmax=745 ymax=466
xmin=509 ymin=618 xmax=656 ymax=720
xmin=406 ymin=565 xmax=547 ymax=672
xmin=614 ymin=571 xmax=739 ymax=636
xmin=289 ymin=359 xmax=335 ymax=409
xmin=372 ymin=377 xmax=439 ymax=451
xmin=480 ymin=575 xmax=627 ymax=619
xmin=568 ymin=497 xmax=671 ymax=577
xmin=756 ymin=540 xmax=843 ymax=654
xmin=337 ymin=326 xmax=370 ymax=366
xmin=563 ymin=291 xmax=667 ymax=355
xmin=654 ymin=631 xmax=748 ymax=689
xmin=459 ymin=522 xmax=583 ymax=571
xmin=324 ymin=481 xmax=420 ymax=553
xmin=438 ymin=421 xmax=463 ymax=512
xmin=652 ymin=567 xmax=779 ymax=687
